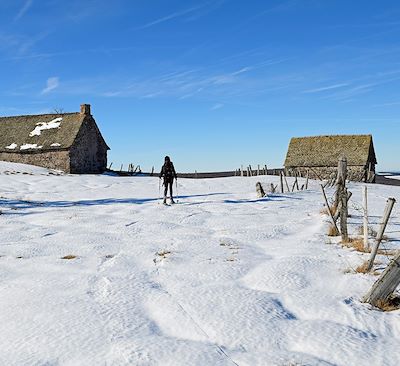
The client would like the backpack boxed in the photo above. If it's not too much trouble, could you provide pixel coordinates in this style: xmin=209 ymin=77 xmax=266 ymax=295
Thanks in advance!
xmin=164 ymin=162 xmax=174 ymax=179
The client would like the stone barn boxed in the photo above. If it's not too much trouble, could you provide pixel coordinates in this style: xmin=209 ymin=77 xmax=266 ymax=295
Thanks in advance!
xmin=284 ymin=134 xmax=377 ymax=182
xmin=0 ymin=104 xmax=109 ymax=174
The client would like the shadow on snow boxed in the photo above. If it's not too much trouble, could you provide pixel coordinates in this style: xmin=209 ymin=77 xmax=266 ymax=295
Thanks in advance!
xmin=0 ymin=193 xmax=228 ymax=211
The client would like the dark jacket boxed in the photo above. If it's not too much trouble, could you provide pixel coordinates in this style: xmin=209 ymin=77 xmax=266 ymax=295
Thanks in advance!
xmin=159 ymin=162 xmax=177 ymax=181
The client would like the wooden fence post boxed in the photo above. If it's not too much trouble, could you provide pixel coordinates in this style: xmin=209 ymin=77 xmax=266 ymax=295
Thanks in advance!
xmin=264 ymin=165 xmax=268 ymax=175
xmin=108 ymin=162 xmax=113 ymax=170
xmin=320 ymin=184 xmax=340 ymax=236
xmin=362 ymin=252 xmax=400 ymax=307
xmin=340 ymin=187 xmax=349 ymax=242
xmin=282 ymin=171 xmax=290 ymax=192
xmin=305 ymin=169 xmax=309 ymax=190
xmin=363 ymin=186 xmax=369 ymax=251
xmin=120 ymin=164 xmax=123 ymax=172
xmin=256 ymin=182 xmax=266 ymax=198
xmin=291 ymin=172 xmax=299 ymax=192
xmin=241 ymin=165 xmax=244 ymax=177
xmin=335 ymin=156 xmax=347 ymax=208
xmin=280 ymin=172 xmax=284 ymax=193
xmin=257 ymin=164 xmax=260 ymax=176
xmin=366 ymin=198 xmax=396 ymax=272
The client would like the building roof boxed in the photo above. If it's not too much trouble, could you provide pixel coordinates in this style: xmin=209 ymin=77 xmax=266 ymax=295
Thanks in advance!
xmin=284 ymin=134 xmax=377 ymax=167
xmin=0 ymin=107 xmax=108 ymax=153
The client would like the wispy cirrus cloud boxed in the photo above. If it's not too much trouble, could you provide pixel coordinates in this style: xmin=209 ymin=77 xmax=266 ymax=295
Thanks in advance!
xmin=136 ymin=1 xmax=225 ymax=30
xmin=14 ymin=0 xmax=34 ymax=21
xmin=41 ymin=77 xmax=59 ymax=94
xmin=0 ymin=31 xmax=49 ymax=57
xmin=302 ymin=83 xmax=349 ymax=94
xmin=210 ymin=103 xmax=224 ymax=111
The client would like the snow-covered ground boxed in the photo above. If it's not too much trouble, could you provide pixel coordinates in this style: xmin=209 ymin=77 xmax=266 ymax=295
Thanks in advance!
xmin=0 ymin=161 xmax=399 ymax=366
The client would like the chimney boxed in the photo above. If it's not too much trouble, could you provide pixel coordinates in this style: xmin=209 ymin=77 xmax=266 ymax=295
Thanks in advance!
xmin=80 ymin=104 xmax=91 ymax=115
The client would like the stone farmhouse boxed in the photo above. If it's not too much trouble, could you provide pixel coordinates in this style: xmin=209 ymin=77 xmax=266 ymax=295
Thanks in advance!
xmin=284 ymin=134 xmax=377 ymax=182
xmin=0 ymin=104 xmax=109 ymax=174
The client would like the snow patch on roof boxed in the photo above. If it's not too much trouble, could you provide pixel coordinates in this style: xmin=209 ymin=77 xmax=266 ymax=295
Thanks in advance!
xmin=29 ymin=117 xmax=62 ymax=137
xmin=50 ymin=143 xmax=61 ymax=147
xmin=5 ymin=143 xmax=18 ymax=150
xmin=20 ymin=143 xmax=43 ymax=150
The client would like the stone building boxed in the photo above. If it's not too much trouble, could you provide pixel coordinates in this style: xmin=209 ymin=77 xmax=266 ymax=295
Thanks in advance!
xmin=0 ymin=104 xmax=109 ymax=173
xmin=284 ymin=135 xmax=377 ymax=182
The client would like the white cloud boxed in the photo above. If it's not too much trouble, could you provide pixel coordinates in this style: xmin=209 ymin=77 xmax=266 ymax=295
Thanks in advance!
xmin=231 ymin=67 xmax=253 ymax=76
xmin=15 ymin=0 xmax=34 ymax=21
xmin=210 ymin=103 xmax=224 ymax=111
xmin=41 ymin=77 xmax=59 ymax=94
xmin=137 ymin=1 xmax=224 ymax=30
xmin=302 ymin=83 xmax=349 ymax=94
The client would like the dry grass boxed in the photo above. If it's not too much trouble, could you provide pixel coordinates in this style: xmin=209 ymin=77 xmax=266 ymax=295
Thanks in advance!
xmin=226 ymin=257 xmax=236 ymax=262
xmin=61 ymin=255 xmax=77 ymax=260
xmin=356 ymin=261 xmax=370 ymax=274
xmin=377 ymin=248 xmax=397 ymax=256
xmin=156 ymin=250 xmax=171 ymax=258
xmin=320 ymin=204 xmax=337 ymax=216
xmin=327 ymin=224 xmax=340 ymax=236
xmin=357 ymin=225 xmax=377 ymax=238
xmin=375 ymin=295 xmax=400 ymax=312
xmin=342 ymin=237 xmax=370 ymax=253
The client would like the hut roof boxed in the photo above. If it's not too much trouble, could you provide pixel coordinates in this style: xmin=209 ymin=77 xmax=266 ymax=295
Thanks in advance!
xmin=0 ymin=111 xmax=108 ymax=153
xmin=284 ymin=134 xmax=377 ymax=167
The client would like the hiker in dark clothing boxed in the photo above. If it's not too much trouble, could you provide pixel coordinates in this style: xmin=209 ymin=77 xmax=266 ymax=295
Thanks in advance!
xmin=159 ymin=156 xmax=177 ymax=204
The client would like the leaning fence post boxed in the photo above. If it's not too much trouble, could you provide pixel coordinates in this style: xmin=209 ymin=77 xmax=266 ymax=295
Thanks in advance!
xmin=363 ymin=186 xmax=369 ymax=251
xmin=362 ymin=252 xmax=400 ymax=308
xmin=292 ymin=172 xmax=299 ymax=192
xmin=282 ymin=171 xmax=290 ymax=192
xmin=320 ymin=184 xmax=340 ymax=235
xmin=366 ymin=198 xmax=396 ymax=272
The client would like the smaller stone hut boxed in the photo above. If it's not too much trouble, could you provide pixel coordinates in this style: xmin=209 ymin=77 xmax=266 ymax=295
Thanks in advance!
xmin=284 ymin=135 xmax=377 ymax=182
xmin=0 ymin=104 xmax=109 ymax=173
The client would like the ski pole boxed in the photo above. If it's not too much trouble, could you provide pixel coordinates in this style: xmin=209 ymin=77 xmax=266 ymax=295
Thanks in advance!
xmin=158 ymin=178 xmax=161 ymax=202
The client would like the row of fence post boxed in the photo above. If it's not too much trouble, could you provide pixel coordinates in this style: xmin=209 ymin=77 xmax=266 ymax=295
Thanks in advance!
xmin=320 ymin=156 xmax=400 ymax=310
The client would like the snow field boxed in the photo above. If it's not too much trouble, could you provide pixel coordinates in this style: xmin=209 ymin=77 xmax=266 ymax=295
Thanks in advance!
xmin=0 ymin=161 xmax=399 ymax=366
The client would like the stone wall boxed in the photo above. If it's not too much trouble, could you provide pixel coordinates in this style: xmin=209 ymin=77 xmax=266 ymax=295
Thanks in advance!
xmin=0 ymin=150 xmax=70 ymax=172
xmin=69 ymin=117 xmax=108 ymax=174
xmin=285 ymin=165 xmax=373 ymax=182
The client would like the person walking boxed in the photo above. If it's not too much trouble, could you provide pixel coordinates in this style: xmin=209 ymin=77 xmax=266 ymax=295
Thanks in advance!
xmin=159 ymin=156 xmax=177 ymax=204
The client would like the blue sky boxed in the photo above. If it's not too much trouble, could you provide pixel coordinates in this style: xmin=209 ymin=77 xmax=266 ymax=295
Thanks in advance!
xmin=1 ymin=0 xmax=400 ymax=172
